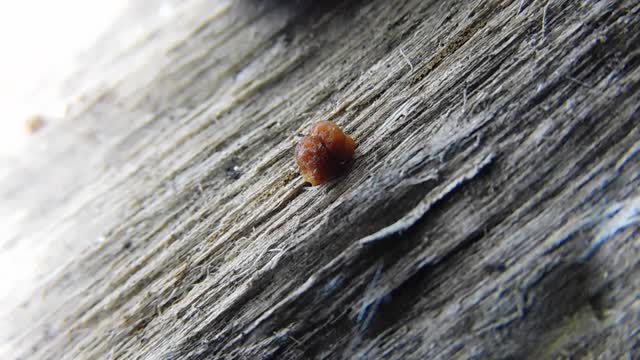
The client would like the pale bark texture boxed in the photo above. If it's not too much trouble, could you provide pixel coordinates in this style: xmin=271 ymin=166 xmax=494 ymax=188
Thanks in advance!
xmin=1 ymin=0 xmax=639 ymax=359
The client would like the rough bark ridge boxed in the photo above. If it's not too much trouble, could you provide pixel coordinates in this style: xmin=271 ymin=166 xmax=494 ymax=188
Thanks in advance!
xmin=1 ymin=0 xmax=639 ymax=359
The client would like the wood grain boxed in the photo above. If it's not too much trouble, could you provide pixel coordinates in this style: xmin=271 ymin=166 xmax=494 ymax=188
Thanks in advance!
xmin=1 ymin=0 xmax=638 ymax=359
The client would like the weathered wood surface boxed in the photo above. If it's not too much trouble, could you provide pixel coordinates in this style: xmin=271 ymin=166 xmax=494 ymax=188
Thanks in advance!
xmin=1 ymin=0 xmax=639 ymax=359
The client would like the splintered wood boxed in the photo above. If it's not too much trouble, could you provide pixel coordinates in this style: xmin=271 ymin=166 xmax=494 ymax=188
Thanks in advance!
xmin=1 ymin=1 xmax=639 ymax=359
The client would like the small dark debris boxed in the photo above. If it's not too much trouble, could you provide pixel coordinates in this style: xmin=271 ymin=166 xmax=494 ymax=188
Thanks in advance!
xmin=226 ymin=163 xmax=243 ymax=180
xmin=588 ymin=290 xmax=607 ymax=321
xmin=483 ymin=262 xmax=507 ymax=273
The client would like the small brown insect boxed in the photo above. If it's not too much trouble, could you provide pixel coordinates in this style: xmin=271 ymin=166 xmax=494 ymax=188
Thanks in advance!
xmin=295 ymin=121 xmax=355 ymax=186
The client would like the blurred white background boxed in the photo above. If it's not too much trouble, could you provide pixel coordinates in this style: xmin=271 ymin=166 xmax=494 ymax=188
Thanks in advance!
xmin=0 ymin=0 xmax=128 ymax=156
xmin=0 ymin=2 xmax=186 ymax=355
xmin=0 ymin=2 xmax=128 ymax=354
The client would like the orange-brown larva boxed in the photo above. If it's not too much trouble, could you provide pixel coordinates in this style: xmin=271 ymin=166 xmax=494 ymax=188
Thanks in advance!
xmin=295 ymin=121 xmax=355 ymax=186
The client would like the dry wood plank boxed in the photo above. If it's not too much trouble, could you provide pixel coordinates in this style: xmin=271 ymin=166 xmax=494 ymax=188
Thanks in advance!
xmin=1 ymin=0 xmax=639 ymax=359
